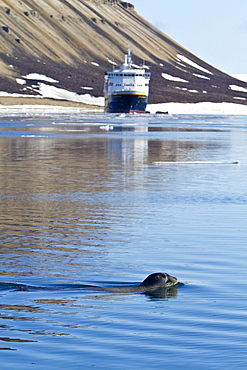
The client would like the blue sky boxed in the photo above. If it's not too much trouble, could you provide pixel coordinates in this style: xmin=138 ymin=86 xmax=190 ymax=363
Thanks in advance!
xmin=130 ymin=0 xmax=247 ymax=74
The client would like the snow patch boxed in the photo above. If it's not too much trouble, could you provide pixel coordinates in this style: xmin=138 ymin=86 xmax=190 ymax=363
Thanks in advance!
xmin=0 ymin=83 xmax=104 ymax=106
xmin=177 ymin=55 xmax=213 ymax=75
xmin=193 ymin=73 xmax=210 ymax=80
xmin=33 ymin=83 xmax=104 ymax=106
xmin=108 ymin=59 xmax=118 ymax=66
xmin=131 ymin=63 xmax=150 ymax=69
xmin=162 ymin=73 xmax=188 ymax=83
xmin=175 ymin=87 xmax=188 ymax=91
xmin=229 ymin=85 xmax=247 ymax=93
xmin=91 ymin=62 xmax=99 ymax=66
xmin=16 ymin=78 xmax=26 ymax=85
xmin=81 ymin=86 xmax=94 ymax=90
xmin=233 ymin=97 xmax=246 ymax=100
xmin=23 ymin=73 xmax=59 ymax=83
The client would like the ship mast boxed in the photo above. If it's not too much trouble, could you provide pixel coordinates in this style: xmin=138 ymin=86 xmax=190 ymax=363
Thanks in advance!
xmin=125 ymin=49 xmax=132 ymax=69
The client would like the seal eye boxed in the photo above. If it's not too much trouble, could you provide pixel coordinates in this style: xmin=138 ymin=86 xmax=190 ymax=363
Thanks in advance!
xmin=155 ymin=275 xmax=160 ymax=280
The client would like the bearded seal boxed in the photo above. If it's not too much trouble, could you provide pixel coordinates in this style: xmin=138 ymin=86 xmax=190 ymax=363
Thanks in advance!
xmin=87 ymin=272 xmax=178 ymax=293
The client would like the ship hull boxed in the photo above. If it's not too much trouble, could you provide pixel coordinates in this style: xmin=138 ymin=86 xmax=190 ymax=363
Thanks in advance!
xmin=104 ymin=93 xmax=148 ymax=113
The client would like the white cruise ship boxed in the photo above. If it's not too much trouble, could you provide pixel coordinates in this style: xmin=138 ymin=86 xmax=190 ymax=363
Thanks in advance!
xmin=104 ymin=49 xmax=151 ymax=113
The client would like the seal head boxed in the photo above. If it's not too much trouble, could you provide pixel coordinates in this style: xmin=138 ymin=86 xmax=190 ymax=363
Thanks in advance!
xmin=139 ymin=272 xmax=178 ymax=290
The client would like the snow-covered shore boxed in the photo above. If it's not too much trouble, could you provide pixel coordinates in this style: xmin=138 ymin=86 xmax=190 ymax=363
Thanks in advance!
xmin=0 ymin=103 xmax=103 ymax=114
xmin=147 ymin=101 xmax=247 ymax=115
xmin=1 ymin=101 xmax=247 ymax=115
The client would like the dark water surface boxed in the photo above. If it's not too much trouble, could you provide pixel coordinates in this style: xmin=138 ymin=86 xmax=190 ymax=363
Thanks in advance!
xmin=0 ymin=113 xmax=247 ymax=369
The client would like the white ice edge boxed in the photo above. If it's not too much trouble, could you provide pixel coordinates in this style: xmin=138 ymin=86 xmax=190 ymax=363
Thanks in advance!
xmin=147 ymin=102 xmax=247 ymax=115
xmin=153 ymin=161 xmax=240 ymax=165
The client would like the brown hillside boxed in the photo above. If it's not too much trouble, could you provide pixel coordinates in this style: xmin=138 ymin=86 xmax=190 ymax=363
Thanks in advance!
xmin=0 ymin=0 xmax=247 ymax=104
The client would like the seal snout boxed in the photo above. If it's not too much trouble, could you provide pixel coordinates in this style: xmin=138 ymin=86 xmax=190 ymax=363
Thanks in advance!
xmin=167 ymin=274 xmax=178 ymax=285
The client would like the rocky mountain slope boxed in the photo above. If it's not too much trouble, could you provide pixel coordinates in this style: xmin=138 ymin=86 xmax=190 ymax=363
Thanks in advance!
xmin=1 ymin=0 xmax=247 ymax=105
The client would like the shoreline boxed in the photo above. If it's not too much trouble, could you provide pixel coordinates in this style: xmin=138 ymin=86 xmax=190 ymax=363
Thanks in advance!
xmin=0 ymin=96 xmax=103 ymax=110
xmin=1 ymin=97 xmax=247 ymax=115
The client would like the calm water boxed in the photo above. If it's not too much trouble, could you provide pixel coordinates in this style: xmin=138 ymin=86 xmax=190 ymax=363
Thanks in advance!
xmin=0 ymin=112 xmax=247 ymax=369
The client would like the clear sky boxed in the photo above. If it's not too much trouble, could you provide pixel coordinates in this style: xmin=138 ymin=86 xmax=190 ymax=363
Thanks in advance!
xmin=130 ymin=0 xmax=247 ymax=74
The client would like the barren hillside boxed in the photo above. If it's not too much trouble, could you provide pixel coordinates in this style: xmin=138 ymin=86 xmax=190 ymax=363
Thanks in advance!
xmin=1 ymin=0 xmax=247 ymax=104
